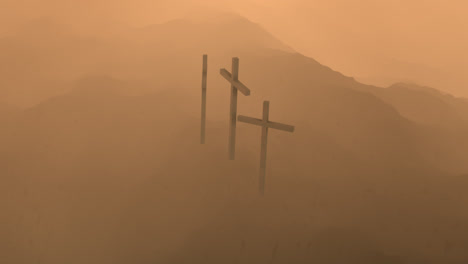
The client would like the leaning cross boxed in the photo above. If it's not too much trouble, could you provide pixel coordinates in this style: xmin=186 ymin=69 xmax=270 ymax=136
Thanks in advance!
xmin=238 ymin=101 xmax=295 ymax=195
xmin=220 ymin=57 xmax=251 ymax=160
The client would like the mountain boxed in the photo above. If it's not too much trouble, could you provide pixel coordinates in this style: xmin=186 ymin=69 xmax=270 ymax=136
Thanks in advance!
xmin=0 ymin=18 xmax=108 ymax=107
xmin=2 ymin=13 xmax=468 ymax=264
xmin=367 ymin=82 xmax=468 ymax=126
xmin=130 ymin=12 xmax=294 ymax=55
xmin=0 ymin=13 xmax=294 ymax=107
xmin=354 ymin=82 xmax=468 ymax=173
xmin=3 ymin=74 xmax=467 ymax=264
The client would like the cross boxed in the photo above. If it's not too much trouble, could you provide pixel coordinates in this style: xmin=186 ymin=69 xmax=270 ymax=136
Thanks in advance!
xmin=238 ymin=101 xmax=294 ymax=195
xmin=200 ymin=54 xmax=208 ymax=144
xmin=220 ymin=57 xmax=251 ymax=160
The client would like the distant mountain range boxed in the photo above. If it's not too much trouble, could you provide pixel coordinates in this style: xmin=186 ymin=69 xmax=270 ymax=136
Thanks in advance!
xmin=1 ymin=12 xmax=468 ymax=264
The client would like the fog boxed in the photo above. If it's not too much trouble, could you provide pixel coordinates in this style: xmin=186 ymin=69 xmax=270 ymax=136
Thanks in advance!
xmin=1 ymin=1 xmax=468 ymax=263
xmin=1 ymin=0 xmax=467 ymax=96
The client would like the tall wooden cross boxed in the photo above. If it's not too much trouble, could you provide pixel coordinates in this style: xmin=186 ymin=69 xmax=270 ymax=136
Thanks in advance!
xmin=220 ymin=57 xmax=251 ymax=160
xmin=238 ymin=101 xmax=295 ymax=195
xmin=200 ymin=54 xmax=208 ymax=144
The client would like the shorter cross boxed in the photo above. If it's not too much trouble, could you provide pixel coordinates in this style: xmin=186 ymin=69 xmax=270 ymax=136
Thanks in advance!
xmin=238 ymin=101 xmax=294 ymax=195
xmin=220 ymin=58 xmax=251 ymax=160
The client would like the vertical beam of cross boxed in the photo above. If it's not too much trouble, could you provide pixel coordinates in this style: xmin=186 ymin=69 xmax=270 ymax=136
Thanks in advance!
xmin=259 ymin=101 xmax=269 ymax=194
xmin=238 ymin=101 xmax=295 ymax=195
xmin=220 ymin=58 xmax=251 ymax=160
xmin=200 ymin=54 xmax=208 ymax=144
xmin=228 ymin=58 xmax=239 ymax=159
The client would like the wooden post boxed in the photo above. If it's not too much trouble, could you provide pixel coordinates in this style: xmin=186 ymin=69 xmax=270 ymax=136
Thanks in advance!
xmin=220 ymin=58 xmax=251 ymax=160
xmin=228 ymin=58 xmax=239 ymax=159
xmin=259 ymin=101 xmax=269 ymax=195
xmin=201 ymin=54 xmax=208 ymax=144
xmin=237 ymin=101 xmax=294 ymax=195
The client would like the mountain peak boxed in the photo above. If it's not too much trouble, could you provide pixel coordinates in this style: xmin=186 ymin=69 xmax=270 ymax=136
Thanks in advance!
xmin=133 ymin=12 xmax=294 ymax=55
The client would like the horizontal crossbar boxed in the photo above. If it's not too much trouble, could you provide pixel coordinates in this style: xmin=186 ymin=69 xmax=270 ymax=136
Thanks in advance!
xmin=220 ymin=69 xmax=251 ymax=96
xmin=238 ymin=115 xmax=295 ymax=132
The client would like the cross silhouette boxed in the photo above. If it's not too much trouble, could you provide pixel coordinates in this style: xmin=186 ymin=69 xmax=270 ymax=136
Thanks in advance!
xmin=238 ymin=101 xmax=294 ymax=195
xmin=220 ymin=57 xmax=251 ymax=160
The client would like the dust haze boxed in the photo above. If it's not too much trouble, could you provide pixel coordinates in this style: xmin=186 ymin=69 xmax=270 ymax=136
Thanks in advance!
xmin=1 ymin=1 xmax=468 ymax=263
xmin=2 ymin=0 xmax=467 ymax=97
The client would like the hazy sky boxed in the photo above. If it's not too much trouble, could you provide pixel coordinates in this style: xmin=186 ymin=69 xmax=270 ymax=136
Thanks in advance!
xmin=1 ymin=0 xmax=467 ymax=95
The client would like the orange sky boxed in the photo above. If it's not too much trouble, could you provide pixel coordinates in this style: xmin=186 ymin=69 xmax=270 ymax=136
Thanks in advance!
xmin=1 ymin=0 xmax=467 ymax=96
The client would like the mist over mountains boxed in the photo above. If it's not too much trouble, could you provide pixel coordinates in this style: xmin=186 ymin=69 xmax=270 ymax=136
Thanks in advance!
xmin=1 ymin=12 xmax=468 ymax=264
